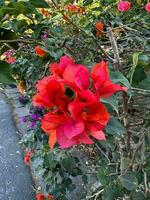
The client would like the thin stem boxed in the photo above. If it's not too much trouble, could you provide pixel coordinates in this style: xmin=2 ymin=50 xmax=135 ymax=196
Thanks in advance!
xmin=0 ymin=39 xmax=37 ymax=44
xmin=95 ymin=144 xmax=110 ymax=163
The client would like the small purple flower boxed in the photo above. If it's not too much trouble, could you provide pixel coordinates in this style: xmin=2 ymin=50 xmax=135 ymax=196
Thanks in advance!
xmin=21 ymin=116 xmax=27 ymax=123
xmin=29 ymin=122 xmax=35 ymax=129
xmin=19 ymin=95 xmax=25 ymax=104
xmin=31 ymin=114 xmax=39 ymax=121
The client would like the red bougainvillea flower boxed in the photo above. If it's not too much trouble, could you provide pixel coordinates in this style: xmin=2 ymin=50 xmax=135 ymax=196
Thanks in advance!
xmin=63 ymin=63 xmax=90 ymax=90
xmin=41 ymin=97 xmax=110 ymax=149
xmin=33 ymin=55 xmax=128 ymax=149
xmin=91 ymin=61 xmax=127 ymax=98
xmin=41 ymin=112 xmax=83 ymax=149
xmin=117 ymin=1 xmax=131 ymax=12
xmin=41 ymin=112 xmax=67 ymax=149
xmin=145 ymin=3 xmax=150 ymax=12
xmin=96 ymin=21 xmax=104 ymax=31
xmin=36 ymin=193 xmax=45 ymax=200
xmin=95 ymin=21 xmax=104 ymax=37
xmin=6 ymin=56 xmax=16 ymax=64
xmin=3 ymin=49 xmax=16 ymax=64
xmin=40 ymin=8 xmax=50 ymax=17
xmin=68 ymin=98 xmax=110 ymax=140
xmin=35 ymin=46 xmax=46 ymax=57
xmin=49 ymin=55 xmax=74 ymax=77
xmin=33 ymin=78 xmax=70 ymax=111
xmin=24 ymin=151 xmax=32 ymax=164
xmin=49 ymin=55 xmax=90 ymax=90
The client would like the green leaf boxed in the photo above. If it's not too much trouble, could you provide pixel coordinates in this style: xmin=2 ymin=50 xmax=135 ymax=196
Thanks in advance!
xmin=131 ymin=191 xmax=145 ymax=200
xmin=11 ymin=19 xmax=28 ymax=33
xmin=0 ymin=7 xmax=14 ymax=19
xmin=105 ymin=117 xmax=125 ymax=136
xmin=83 ymin=0 xmax=93 ymax=6
xmin=68 ymin=183 xmax=76 ymax=191
xmin=82 ymin=175 xmax=88 ymax=184
xmin=62 ymin=157 xmax=76 ymax=172
xmin=120 ymin=157 xmax=130 ymax=172
xmin=0 ymin=28 xmax=18 ymax=40
xmin=138 ymin=77 xmax=150 ymax=90
xmin=0 ymin=0 xmax=4 ymax=6
xmin=29 ymin=0 xmax=49 ymax=8
xmin=0 ymin=61 xmax=15 ymax=84
xmin=110 ymin=71 xmax=130 ymax=89
xmin=97 ymin=167 xmax=110 ymax=186
xmin=101 ymin=95 xmax=119 ymax=114
xmin=132 ymin=66 xmax=146 ymax=84
xmin=129 ymin=52 xmax=141 ymax=84
xmin=102 ymin=186 xmax=114 ymax=200
xmin=7 ymin=2 xmax=37 ymax=14
xmin=119 ymin=174 xmax=138 ymax=191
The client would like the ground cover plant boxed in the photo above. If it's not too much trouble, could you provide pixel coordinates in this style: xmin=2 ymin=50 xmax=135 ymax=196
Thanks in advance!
xmin=0 ymin=0 xmax=150 ymax=199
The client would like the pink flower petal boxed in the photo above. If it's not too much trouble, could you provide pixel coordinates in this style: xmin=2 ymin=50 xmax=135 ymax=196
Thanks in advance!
xmin=91 ymin=61 xmax=109 ymax=84
xmin=56 ymin=124 xmax=78 ymax=149
xmin=63 ymin=120 xmax=84 ymax=139
xmin=90 ymin=130 xmax=106 ymax=140
xmin=75 ymin=65 xmax=90 ymax=90
xmin=76 ymin=132 xmax=94 ymax=144
xmin=99 ymin=81 xmax=127 ymax=98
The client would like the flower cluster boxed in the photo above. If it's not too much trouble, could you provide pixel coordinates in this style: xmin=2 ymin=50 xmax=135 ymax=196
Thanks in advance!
xmin=145 ymin=2 xmax=150 ymax=12
xmin=33 ymin=55 xmax=127 ymax=149
xmin=35 ymin=46 xmax=46 ymax=57
xmin=21 ymin=106 xmax=43 ymax=128
xmin=95 ymin=21 xmax=104 ymax=37
xmin=19 ymin=94 xmax=28 ymax=104
xmin=36 ymin=193 xmax=54 ymax=200
xmin=2 ymin=49 xmax=16 ymax=64
xmin=40 ymin=8 xmax=50 ymax=17
xmin=65 ymin=4 xmax=85 ymax=14
xmin=117 ymin=1 xmax=150 ymax=12
xmin=24 ymin=151 xmax=32 ymax=164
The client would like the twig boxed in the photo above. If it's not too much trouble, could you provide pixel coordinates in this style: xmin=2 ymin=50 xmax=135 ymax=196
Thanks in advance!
xmin=122 ymin=92 xmax=130 ymax=155
xmin=142 ymin=169 xmax=148 ymax=195
xmin=86 ymin=189 xmax=104 ymax=200
xmin=0 ymin=39 xmax=37 ymax=44
xmin=131 ymin=87 xmax=150 ymax=93
xmin=95 ymin=144 xmax=110 ymax=163
xmin=107 ymin=26 xmax=121 ymax=69
xmin=42 ymin=61 xmax=51 ymax=78
xmin=124 ymin=127 xmax=146 ymax=174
